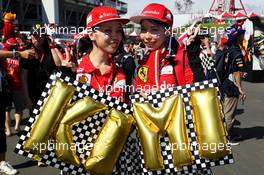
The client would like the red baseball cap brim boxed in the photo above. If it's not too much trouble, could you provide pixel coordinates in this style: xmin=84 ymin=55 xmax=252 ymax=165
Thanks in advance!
xmin=130 ymin=15 xmax=166 ymax=25
xmin=87 ymin=18 xmax=129 ymax=28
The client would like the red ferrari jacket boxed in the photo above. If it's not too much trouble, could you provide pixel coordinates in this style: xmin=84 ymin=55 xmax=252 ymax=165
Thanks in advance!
xmin=135 ymin=43 xmax=193 ymax=93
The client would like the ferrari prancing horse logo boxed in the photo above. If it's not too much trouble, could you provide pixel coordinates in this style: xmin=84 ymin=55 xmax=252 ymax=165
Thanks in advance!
xmin=138 ymin=66 xmax=148 ymax=83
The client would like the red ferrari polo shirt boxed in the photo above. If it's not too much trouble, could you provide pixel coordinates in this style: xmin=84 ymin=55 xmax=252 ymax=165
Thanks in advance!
xmin=77 ymin=54 xmax=126 ymax=101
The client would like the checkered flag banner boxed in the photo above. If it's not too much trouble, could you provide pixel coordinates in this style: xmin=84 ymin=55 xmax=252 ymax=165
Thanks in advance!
xmin=14 ymin=72 xmax=134 ymax=175
xmin=14 ymin=68 xmax=233 ymax=174
xmin=129 ymin=78 xmax=234 ymax=175
xmin=200 ymin=55 xmax=215 ymax=71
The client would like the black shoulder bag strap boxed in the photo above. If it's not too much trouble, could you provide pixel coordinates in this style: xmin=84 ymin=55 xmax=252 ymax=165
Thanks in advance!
xmin=167 ymin=36 xmax=180 ymax=86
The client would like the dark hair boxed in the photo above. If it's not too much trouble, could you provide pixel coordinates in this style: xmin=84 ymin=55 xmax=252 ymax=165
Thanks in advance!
xmin=31 ymin=34 xmax=51 ymax=55
xmin=76 ymin=36 xmax=92 ymax=54
xmin=41 ymin=35 xmax=51 ymax=54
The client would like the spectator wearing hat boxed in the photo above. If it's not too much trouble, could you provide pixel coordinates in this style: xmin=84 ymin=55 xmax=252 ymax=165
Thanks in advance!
xmin=76 ymin=6 xmax=129 ymax=102
xmin=130 ymin=3 xmax=201 ymax=93
xmin=2 ymin=38 xmax=32 ymax=136
xmin=0 ymin=48 xmax=34 ymax=175
xmin=222 ymin=24 xmax=247 ymax=144
xmin=128 ymin=4 xmax=210 ymax=174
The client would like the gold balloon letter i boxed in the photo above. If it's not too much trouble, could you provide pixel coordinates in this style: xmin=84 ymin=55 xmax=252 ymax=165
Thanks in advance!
xmin=133 ymin=95 xmax=193 ymax=170
xmin=190 ymin=88 xmax=229 ymax=160
xmin=84 ymin=109 xmax=134 ymax=174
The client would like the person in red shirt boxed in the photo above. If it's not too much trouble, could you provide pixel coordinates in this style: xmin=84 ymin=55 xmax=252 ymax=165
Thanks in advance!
xmin=3 ymin=38 xmax=23 ymax=91
xmin=2 ymin=38 xmax=31 ymax=137
xmin=130 ymin=3 xmax=199 ymax=93
xmin=2 ymin=12 xmax=17 ymax=42
xmin=0 ymin=48 xmax=34 ymax=175
xmin=76 ymin=6 xmax=129 ymax=102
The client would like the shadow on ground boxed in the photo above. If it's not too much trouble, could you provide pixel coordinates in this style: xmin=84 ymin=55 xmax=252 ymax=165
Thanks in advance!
xmin=234 ymin=126 xmax=264 ymax=140
xmin=235 ymin=108 xmax=244 ymax=116
xmin=13 ymin=160 xmax=37 ymax=169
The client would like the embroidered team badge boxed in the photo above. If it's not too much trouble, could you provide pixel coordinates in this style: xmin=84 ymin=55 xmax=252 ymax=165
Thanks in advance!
xmin=79 ymin=75 xmax=88 ymax=84
xmin=77 ymin=74 xmax=91 ymax=84
xmin=138 ymin=66 xmax=148 ymax=83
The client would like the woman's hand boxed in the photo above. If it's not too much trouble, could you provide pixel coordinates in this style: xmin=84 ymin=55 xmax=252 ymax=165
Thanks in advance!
xmin=186 ymin=22 xmax=201 ymax=46
xmin=19 ymin=49 xmax=35 ymax=59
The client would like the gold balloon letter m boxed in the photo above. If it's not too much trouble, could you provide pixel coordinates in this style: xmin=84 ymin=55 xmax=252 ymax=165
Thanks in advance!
xmin=133 ymin=95 xmax=193 ymax=170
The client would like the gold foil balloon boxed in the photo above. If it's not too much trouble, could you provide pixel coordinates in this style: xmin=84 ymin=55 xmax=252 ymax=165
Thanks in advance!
xmin=133 ymin=95 xmax=193 ymax=170
xmin=85 ymin=109 xmax=134 ymax=174
xmin=32 ymin=154 xmax=41 ymax=162
xmin=55 ymin=96 xmax=107 ymax=166
xmin=190 ymin=88 xmax=229 ymax=159
xmin=23 ymin=80 xmax=75 ymax=155
xmin=23 ymin=78 xmax=137 ymax=171
xmin=167 ymin=96 xmax=194 ymax=169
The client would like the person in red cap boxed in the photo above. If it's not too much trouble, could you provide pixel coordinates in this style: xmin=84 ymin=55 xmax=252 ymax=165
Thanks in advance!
xmin=2 ymin=38 xmax=32 ymax=137
xmin=0 ymin=40 xmax=34 ymax=175
xmin=130 ymin=3 xmax=200 ymax=93
xmin=76 ymin=6 xmax=129 ymax=102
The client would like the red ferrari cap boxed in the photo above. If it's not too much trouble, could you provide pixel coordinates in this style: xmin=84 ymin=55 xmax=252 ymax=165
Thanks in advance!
xmin=86 ymin=6 xmax=129 ymax=28
xmin=130 ymin=3 xmax=173 ymax=26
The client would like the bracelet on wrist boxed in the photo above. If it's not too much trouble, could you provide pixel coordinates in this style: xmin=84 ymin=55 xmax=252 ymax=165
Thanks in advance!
xmin=12 ymin=50 xmax=20 ymax=58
